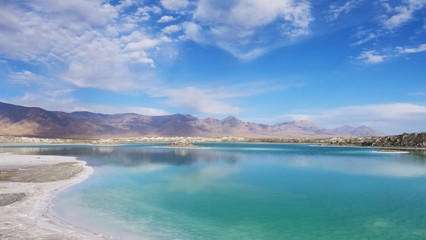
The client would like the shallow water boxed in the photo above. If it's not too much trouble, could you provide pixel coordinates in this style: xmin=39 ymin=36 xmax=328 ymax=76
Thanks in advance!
xmin=3 ymin=143 xmax=426 ymax=239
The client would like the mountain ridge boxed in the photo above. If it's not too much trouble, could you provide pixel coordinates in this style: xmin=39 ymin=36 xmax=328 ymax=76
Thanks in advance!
xmin=0 ymin=101 xmax=386 ymax=138
xmin=333 ymin=125 xmax=386 ymax=137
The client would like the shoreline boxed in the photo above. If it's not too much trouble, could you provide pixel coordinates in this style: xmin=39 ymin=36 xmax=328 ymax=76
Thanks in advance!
xmin=0 ymin=133 xmax=425 ymax=149
xmin=0 ymin=153 xmax=104 ymax=239
xmin=1 ymin=142 xmax=425 ymax=151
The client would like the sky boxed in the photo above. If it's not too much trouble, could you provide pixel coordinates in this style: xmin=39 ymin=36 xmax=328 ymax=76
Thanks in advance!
xmin=0 ymin=0 xmax=425 ymax=135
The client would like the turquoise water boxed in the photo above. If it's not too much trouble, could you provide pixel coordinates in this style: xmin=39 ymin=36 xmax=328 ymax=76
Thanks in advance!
xmin=3 ymin=143 xmax=426 ymax=239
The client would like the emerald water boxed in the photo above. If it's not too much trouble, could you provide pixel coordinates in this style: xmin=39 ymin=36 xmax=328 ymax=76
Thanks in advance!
xmin=3 ymin=143 xmax=426 ymax=239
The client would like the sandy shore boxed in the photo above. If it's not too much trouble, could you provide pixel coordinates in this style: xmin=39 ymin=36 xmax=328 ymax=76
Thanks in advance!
xmin=0 ymin=153 xmax=105 ymax=240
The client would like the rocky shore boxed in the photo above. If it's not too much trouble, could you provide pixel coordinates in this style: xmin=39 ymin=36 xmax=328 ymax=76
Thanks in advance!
xmin=318 ymin=132 xmax=426 ymax=148
xmin=242 ymin=132 xmax=426 ymax=148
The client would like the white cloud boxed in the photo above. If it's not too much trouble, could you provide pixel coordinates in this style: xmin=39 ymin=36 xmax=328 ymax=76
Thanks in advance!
xmin=381 ymin=2 xmax=393 ymax=13
xmin=357 ymin=50 xmax=386 ymax=63
xmin=60 ymin=41 xmax=137 ymax=90
xmin=217 ymin=44 xmax=266 ymax=60
xmin=71 ymin=104 xmax=169 ymax=116
xmin=0 ymin=0 xmax=313 ymax=114
xmin=0 ymin=1 xmax=176 ymax=92
xmin=125 ymin=107 xmax=168 ymax=116
xmin=181 ymin=22 xmax=204 ymax=42
xmin=8 ymin=70 xmax=47 ymax=85
xmin=164 ymin=87 xmax=241 ymax=115
xmin=29 ymin=0 xmax=118 ymax=27
xmin=147 ymin=81 xmax=293 ymax=115
xmin=281 ymin=114 xmax=312 ymax=121
xmin=158 ymin=15 xmax=175 ymax=23
xmin=114 ymin=0 xmax=136 ymax=11
xmin=397 ymin=43 xmax=426 ymax=53
xmin=0 ymin=0 xmax=314 ymax=82
xmin=0 ymin=3 xmax=76 ymax=61
xmin=357 ymin=43 xmax=426 ymax=64
xmin=278 ymin=103 xmax=426 ymax=134
xmin=350 ymin=1 xmax=426 ymax=47
xmin=58 ymin=32 xmax=168 ymax=90
xmin=322 ymin=103 xmax=426 ymax=121
xmin=8 ymin=70 xmax=75 ymax=99
xmin=162 ymin=25 xmax=182 ymax=34
xmin=137 ymin=5 xmax=162 ymax=15
xmin=327 ymin=0 xmax=363 ymax=21
xmin=382 ymin=0 xmax=426 ymax=30
xmin=383 ymin=6 xmax=413 ymax=30
xmin=183 ymin=0 xmax=313 ymax=59
xmin=160 ymin=0 xmax=189 ymax=10
xmin=351 ymin=31 xmax=377 ymax=46
xmin=123 ymin=32 xmax=171 ymax=51
xmin=9 ymin=93 xmax=169 ymax=116
xmin=11 ymin=93 xmax=78 ymax=112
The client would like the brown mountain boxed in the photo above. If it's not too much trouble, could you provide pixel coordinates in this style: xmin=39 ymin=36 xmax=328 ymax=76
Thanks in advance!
xmin=0 ymin=101 xmax=385 ymax=138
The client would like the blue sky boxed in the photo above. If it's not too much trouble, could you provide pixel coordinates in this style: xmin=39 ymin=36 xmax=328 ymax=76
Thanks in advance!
xmin=0 ymin=0 xmax=425 ymax=134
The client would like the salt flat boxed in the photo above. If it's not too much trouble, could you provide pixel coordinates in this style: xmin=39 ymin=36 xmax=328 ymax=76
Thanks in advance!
xmin=0 ymin=153 xmax=104 ymax=239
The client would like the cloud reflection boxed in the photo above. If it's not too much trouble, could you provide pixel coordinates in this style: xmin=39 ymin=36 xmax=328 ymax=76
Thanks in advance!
xmin=283 ymin=155 xmax=426 ymax=177
xmin=166 ymin=165 xmax=240 ymax=193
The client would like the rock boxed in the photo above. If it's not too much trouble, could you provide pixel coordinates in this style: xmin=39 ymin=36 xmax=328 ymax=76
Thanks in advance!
xmin=324 ymin=132 xmax=426 ymax=148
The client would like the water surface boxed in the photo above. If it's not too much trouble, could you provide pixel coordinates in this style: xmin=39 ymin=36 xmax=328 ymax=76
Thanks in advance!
xmin=2 ymin=143 xmax=426 ymax=239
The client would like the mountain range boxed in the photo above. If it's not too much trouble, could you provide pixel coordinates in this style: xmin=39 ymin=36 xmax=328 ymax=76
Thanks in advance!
xmin=0 ymin=101 xmax=386 ymax=138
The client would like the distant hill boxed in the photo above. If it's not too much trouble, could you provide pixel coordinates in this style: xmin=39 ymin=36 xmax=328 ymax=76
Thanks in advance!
xmin=274 ymin=120 xmax=335 ymax=136
xmin=333 ymin=125 xmax=386 ymax=137
xmin=0 ymin=101 xmax=386 ymax=138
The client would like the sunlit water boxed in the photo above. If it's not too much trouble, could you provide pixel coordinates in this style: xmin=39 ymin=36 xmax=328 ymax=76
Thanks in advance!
xmin=2 ymin=143 xmax=426 ymax=239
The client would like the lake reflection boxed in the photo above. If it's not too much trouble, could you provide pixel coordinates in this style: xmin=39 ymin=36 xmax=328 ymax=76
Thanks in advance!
xmin=3 ymin=143 xmax=426 ymax=178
